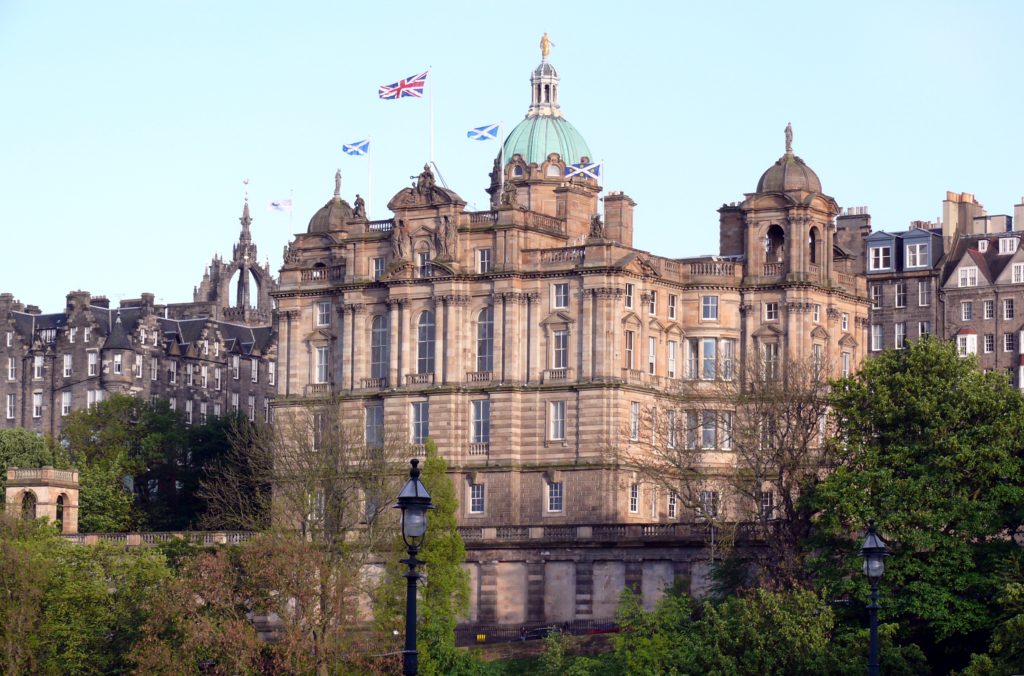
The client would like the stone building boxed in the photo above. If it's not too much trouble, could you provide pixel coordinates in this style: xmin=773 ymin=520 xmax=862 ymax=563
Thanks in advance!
xmin=273 ymin=44 xmax=871 ymax=624
xmin=0 ymin=201 xmax=278 ymax=437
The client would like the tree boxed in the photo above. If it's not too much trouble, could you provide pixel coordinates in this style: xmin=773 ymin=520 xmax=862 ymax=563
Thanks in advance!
xmin=623 ymin=354 xmax=834 ymax=588
xmin=0 ymin=514 xmax=55 ymax=674
xmin=0 ymin=428 xmax=66 ymax=495
xmin=375 ymin=439 xmax=474 ymax=675
xmin=809 ymin=337 xmax=1024 ymax=664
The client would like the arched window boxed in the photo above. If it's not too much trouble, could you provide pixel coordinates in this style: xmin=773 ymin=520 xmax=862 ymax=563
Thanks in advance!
xmin=56 ymin=494 xmax=66 ymax=532
xmin=21 ymin=491 xmax=37 ymax=521
xmin=370 ymin=315 xmax=389 ymax=380
xmin=765 ymin=225 xmax=786 ymax=263
xmin=546 ymin=164 xmax=561 ymax=177
xmin=417 ymin=311 xmax=435 ymax=374
xmin=477 ymin=307 xmax=494 ymax=372
xmin=808 ymin=227 xmax=820 ymax=264
xmin=513 ymin=165 xmax=524 ymax=177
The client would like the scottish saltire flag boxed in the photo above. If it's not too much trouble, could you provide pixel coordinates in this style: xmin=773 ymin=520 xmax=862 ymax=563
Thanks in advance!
xmin=342 ymin=139 xmax=370 ymax=156
xmin=565 ymin=162 xmax=602 ymax=179
xmin=267 ymin=199 xmax=293 ymax=212
xmin=467 ymin=123 xmax=499 ymax=141
xmin=379 ymin=71 xmax=428 ymax=99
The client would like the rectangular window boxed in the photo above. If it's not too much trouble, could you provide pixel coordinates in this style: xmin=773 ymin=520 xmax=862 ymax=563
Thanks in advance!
xmin=869 ymin=246 xmax=892 ymax=270
xmin=411 ymin=401 xmax=430 ymax=444
xmin=629 ymin=401 xmax=640 ymax=441
xmin=417 ymin=251 xmax=431 ymax=278
xmin=667 ymin=410 xmax=678 ymax=449
xmin=201 ymin=365 xmax=208 ymax=388
xmin=5 ymin=393 xmax=14 ymax=419
xmin=667 ymin=341 xmax=677 ymax=379
xmin=372 ymin=256 xmax=386 ymax=280
xmin=4 ymin=332 xmax=10 ymax=347
xmin=668 ymin=294 xmax=677 ymax=320
xmin=316 ymin=301 xmax=331 ymax=326
xmin=264 ymin=400 xmax=270 ymax=423
xmin=871 ymin=324 xmax=883 ymax=352
xmin=214 ymin=402 xmax=222 ymax=417
xmin=984 ymin=334 xmax=995 ymax=353
xmin=870 ymin=284 xmax=882 ymax=309
xmin=895 ymin=322 xmax=907 ymax=349
xmin=88 ymin=390 xmax=103 ymax=410
xmin=1005 ymin=299 xmax=1015 ymax=320
xmin=199 ymin=401 xmax=207 ymax=424
xmin=1000 ymin=237 xmax=1018 ymax=255
xmin=364 ymin=402 xmax=384 ymax=446
xmin=813 ymin=343 xmax=823 ymax=373
xmin=553 ymin=330 xmax=569 ymax=370
xmin=186 ymin=364 xmax=194 ymax=386
xmin=984 ymin=300 xmax=995 ymax=320
xmin=962 ymin=302 xmax=973 ymax=321
xmin=151 ymin=358 xmax=158 ymax=381
xmin=215 ymin=367 xmax=222 ymax=390
xmin=761 ymin=342 xmax=779 ymax=379
xmin=701 ymin=410 xmax=717 ymax=449
xmin=268 ymin=362 xmax=275 ymax=386
xmin=472 ymin=400 xmax=490 ymax=443
xmin=701 ymin=295 xmax=718 ymax=321
xmin=686 ymin=338 xmax=699 ymax=379
xmin=764 ymin=302 xmax=779 ymax=321
xmin=251 ymin=358 xmax=259 ymax=383
xmin=6 ymin=357 xmax=14 ymax=380
xmin=629 ymin=483 xmax=639 ymax=513
xmin=648 ymin=336 xmax=657 ymax=374
xmin=185 ymin=400 xmax=193 ymax=425
xmin=648 ymin=291 xmax=657 ymax=316
xmin=686 ymin=411 xmax=698 ymax=449
xmin=905 ymin=242 xmax=928 ymax=268
xmin=812 ymin=304 xmax=820 ymax=323
xmin=247 ymin=395 xmax=255 ymax=422
xmin=61 ymin=391 xmax=71 ymax=416
xmin=470 ymin=483 xmax=485 ymax=513
xmin=894 ymin=282 xmax=906 ymax=308
xmin=83 ymin=327 xmax=90 ymax=343
xmin=32 ymin=393 xmax=42 ymax=418
xmin=33 ymin=356 xmax=43 ymax=380
xmin=1014 ymin=263 xmax=1024 ymax=284
xmin=550 ymin=400 xmax=566 ymax=440
xmin=919 ymin=281 xmax=931 ymax=307
xmin=624 ymin=330 xmax=635 ymax=370
xmin=918 ymin=321 xmax=931 ymax=337
xmin=959 ymin=266 xmax=979 ymax=287
xmin=624 ymin=283 xmax=634 ymax=309
xmin=88 ymin=352 xmax=98 ymax=377
xmin=315 ymin=347 xmax=329 ymax=384
xmin=113 ymin=354 xmax=122 ymax=375
xmin=553 ymin=283 xmax=569 ymax=309
xmin=841 ymin=352 xmax=851 ymax=377
xmin=1005 ymin=333 xmax=1016 ymax=353
xmin=231 ymin=356 xmax=240 ymax=380
xmin=697 ymin=490 xmax=719 ymax=519
xmin=842 ymin=313 xmax=849 ymax=332
xmin=231 ymin=392 xmax=239 ymax=412
xmin=720 ymin=411 xmax=733 ymax=450
xmin=133 ymin=355 xmax=142 ymax=379
xmin=547 ymin=481 xmax=563 ymax=512
xmin=759 ymin=490 xmax=775 ymax=519
xmin=476 ymin=248 xmax=492 ymax=274
xmin=61 ymin=354 xmax=71 ymax=378
xmin=702 ymin=337 xmax=717 ymax=380
xmin=668 ymin=491 xmax=678 ymax=519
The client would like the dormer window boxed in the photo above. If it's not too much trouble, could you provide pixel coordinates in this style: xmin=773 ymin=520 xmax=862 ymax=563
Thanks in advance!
xmin=978 ymin=240 xmax=989 ymax=253
xmin=869 ymin=246 xmax=891 ymax=271
xmin=905 ymin=243 xmax=928 ymax=268
xmin=999 ymin=238 xmax=1018 ymax=255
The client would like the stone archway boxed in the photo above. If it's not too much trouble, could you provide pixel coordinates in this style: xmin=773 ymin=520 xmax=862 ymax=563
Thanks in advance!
xmin=21 ymin=490 xmax=37 ymax=520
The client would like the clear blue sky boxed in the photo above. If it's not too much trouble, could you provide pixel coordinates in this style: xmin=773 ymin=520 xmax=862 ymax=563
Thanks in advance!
xmin=2 ymin=1 xmax=1022 ymax=311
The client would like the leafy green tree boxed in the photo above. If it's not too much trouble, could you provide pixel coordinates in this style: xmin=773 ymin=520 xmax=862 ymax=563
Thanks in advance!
xmin=0 ymin=428 xmax=66 ymax=495
xmin=808 ymin=337 xmax=1024 ymax=664
xmin=0 ymin=514 xmax=57 ymax=674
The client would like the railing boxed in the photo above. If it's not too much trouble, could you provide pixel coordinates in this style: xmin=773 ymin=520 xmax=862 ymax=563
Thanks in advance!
xmin=540 ymin=247 xmax=584 ymax=264
xmin=835 ymin=271 xmax=855 ymax=287
xmin=360 ymin=377 xmax=387 ymax=389
xmin=367 ymin=219 xmax=394 ymax=232
xmin=63 ymin=531 xmax=257 ymax=547
xmin=6 ymin=467 xmax=78 ymax=483
xmin=622 ymin=368 xmax=645 ymax=385
xmin=495 ymin=526 xmax=530 ymax=539
xmin=808 ymin=264 xmax=821 ymax=274
xmin=763 ymin=263 xmax=784 ymax=276
xmin=689 ymin=261 xmax=735 ymax=276
xmin=299 ymin=266 xmax=344 ymax=282
xmin=542 ymin=368 xmax=572 ymax=383
xmin=405 ymin=373 xmax=434 ymax=385
xmin=451 ymin=522 xmax=768 ymax=545
xmin=469 ymin=211 xmax=498 ymax=224
xmin=468 ymin=442 xmax=489 ymax=456
xmin=467 ymin=371 xmax=493 ymax=383
xmin=305 ymin=383 xmax=331 ymax=397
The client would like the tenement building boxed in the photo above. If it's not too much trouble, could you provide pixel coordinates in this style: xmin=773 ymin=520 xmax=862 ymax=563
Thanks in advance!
xmin=0 ymin=201 xmax=278 ymax=436
xmin=864 ymin=192 xmax=1024 ymax=386
xmin=274 ymin=42 xmax=871 ymax=625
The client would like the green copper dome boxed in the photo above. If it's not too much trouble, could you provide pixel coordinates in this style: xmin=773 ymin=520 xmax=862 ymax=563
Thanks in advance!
xmin=503 ymin=115 xmax=592 ymax=166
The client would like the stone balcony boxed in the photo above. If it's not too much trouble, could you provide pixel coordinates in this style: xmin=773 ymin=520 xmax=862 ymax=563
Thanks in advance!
xmin=304 ymin=383 xmax=332 ymax=397
xmin=456 ymin=521 xmax=768 ymax=547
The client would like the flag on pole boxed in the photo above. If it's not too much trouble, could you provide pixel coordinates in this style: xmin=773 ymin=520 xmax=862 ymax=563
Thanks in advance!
xmin=267 ymin=199 xmax=293 ymax=212
xmin=467 ymin=123 xmax=500 ymax=141
xmin=565 ymin=162 xmax=602 ymax=180
xmin=342 ymin=139 xmax=370 ymax=156
xmin=379 ymin=71 xmax=428 ymax=99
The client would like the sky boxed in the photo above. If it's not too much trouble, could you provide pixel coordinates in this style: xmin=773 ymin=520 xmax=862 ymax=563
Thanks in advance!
xmin=2 ymin=1 xmax=1023 ymax=312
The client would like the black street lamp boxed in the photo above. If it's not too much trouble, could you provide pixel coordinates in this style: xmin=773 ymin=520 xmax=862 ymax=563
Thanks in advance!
xmin=395 ymin=458 xmax=433 ymax=676
xmin=860 ymin=519 xmax=888 ymax=676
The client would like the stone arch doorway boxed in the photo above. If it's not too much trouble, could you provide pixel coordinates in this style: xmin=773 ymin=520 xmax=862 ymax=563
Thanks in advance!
xmin=21 ymin=491 xmax=37 ymax=520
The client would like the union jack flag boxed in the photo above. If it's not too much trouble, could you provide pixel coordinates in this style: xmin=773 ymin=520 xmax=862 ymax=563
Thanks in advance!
xmin=379 ymin=71 xmax=428 ymax=99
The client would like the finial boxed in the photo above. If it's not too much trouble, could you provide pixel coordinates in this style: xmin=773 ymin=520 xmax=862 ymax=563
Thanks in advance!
xmin=784 ymin=122 xmax=793 ymax=154
xmin=334 ymin=169 xmax=341 ymax=198
xmin=540 ymin=32 xmax=553 ymax=60
xmin=410 ymin=458 xmax=421 ymax=479
xmin=243 ymin=177 xmax=250 ymax=203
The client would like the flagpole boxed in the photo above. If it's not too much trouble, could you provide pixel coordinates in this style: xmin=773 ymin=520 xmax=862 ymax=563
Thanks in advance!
xmin=428 ymin=66 xmax=434 ymax=164
xmin=289 ymin=188 xmax=294 ymax=231
xmin=498 ymin=121 xmax=504 ymax=208
xmin=367 ymin=135 xmax=374 ymax=220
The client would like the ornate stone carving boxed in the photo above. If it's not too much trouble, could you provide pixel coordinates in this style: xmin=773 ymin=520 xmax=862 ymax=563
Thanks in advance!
xmin=390 ymin=218 xmax=408 ymax=260
xmin=353 ymin=194 xmax=366 ymax=220
xmin=589 ymin=213 xmax=604 ymax=239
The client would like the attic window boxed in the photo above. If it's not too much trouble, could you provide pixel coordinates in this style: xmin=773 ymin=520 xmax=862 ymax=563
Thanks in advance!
xmin=958 ymin=266 xmax=979 ymax=288
xmin=546 ymin=164 xmax=561 ymax=177
xmin=978 ymin=240 xmax=989 ymax=252
xmin=999 ymin=238 xmax=1018 ymax=255
xmin=513 ymin=166 xmax=524 ymax=177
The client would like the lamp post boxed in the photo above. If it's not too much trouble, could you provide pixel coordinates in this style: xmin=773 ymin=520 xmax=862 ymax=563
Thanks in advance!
xmin=860 ymin=519 xmax=888 ymax=676
xmin=395 ymin=458 xmax=433 ymax=676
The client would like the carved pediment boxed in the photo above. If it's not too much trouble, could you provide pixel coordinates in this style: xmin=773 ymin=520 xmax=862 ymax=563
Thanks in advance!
xmin=540 ymin=310 xmax=575 ymax=326
xmin=838 ymin=333 xmax=858 ymax=348
xmin=810 ymin=326 xmax=830 ymax=340
xmin=751 ymin=324 xmax=783 ymax=338
xmin=620 ymin=311 xmax=642 ymax=327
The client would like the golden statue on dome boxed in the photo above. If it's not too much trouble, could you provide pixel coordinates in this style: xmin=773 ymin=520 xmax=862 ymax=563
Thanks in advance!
xmin=540 ymin=32 xmax=554 ymax=59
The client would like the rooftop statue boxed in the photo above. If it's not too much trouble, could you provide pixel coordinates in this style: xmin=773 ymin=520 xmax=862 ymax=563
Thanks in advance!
xmin=785 ymin=122 xmax=793 ymax=154
xmin=540 ymin=32 xmax=554 ymax=59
